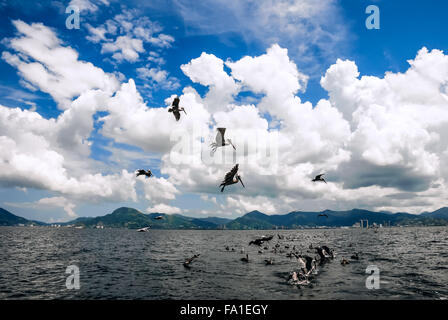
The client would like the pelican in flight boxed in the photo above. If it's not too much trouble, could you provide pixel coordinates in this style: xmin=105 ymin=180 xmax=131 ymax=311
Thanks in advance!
xmin=168 ymin=96 xmax=187 ymax=121
xmin=312 ymin=174 xmax=327 ymax=184
xmin=318 ymin=213 xmax=328 ymax=218
xmin=210 ymin=128 xmax=236 ymax=154
xmin=154 ymin=215 xmax=164 ymax=220
xmin=219 ymin=164 xmax=245 ymax=192
xmin=136 ymin=169 xmax=152 ymax=178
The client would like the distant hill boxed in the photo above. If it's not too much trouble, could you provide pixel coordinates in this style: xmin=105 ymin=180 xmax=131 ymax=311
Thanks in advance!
xmin=0 ymin=208 xmax=45 ymax=226
xmin=224 ymin=208 xmax=448 ymax=229
xmin=2 ymin=206 xmax=448 ymax=229
xmin=421 ymin=207 xmax=448 ymax=219
xmin=66 ymin=208 xmax=225 ymax=229
xmin=226 ymin=211 xmax=276 ymax=230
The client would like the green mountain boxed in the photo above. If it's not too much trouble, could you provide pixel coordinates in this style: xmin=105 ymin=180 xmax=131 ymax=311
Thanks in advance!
xmin=224 ymin=208 xmax=448 ymax=229
xmin=67 ymin=208 xmax=221 ymax=229
xmin=0 ymin=208 xmax=45 ymax=226
xmin=2 ymin=206 xmax=448 ymax=229
xmin=225 ymin=211 xmax=276 ymax=230
xmin=69 ymin=207 xmax=153 ymax=229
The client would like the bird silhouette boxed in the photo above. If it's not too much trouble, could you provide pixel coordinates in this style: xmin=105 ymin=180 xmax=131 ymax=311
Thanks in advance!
xmin=210 ymin=128 xmax=236 ymax=154
xmin=168 ymin=96 xmax=187 ymax=121
xmin=136 ymin=169 xmax=152 ymax=178
xmin=220 ymin=164 xmax=245 ymax=192
xmin=312 ymin=174 xmax=327 ymax=184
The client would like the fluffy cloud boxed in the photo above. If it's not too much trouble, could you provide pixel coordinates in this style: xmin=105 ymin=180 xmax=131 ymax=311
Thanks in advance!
xmin=2 ymin=20 xmax=119 ymax=109
xmin=146 ymin=203 xmax=181 ymax=214
xmin=5 ymin=196 xmax=78 ymax=219
xmin=137 ymin=66 xmax=180 ymax=90
xmin=323 ymin=48 xmax=448 ymax=194
xmin=85 ymin=10 xmax=175 ymax=63
xmin=0 ymin=105 xmax=138 ymax=202
xmin=101 ymin=35 xmax=144 ymax=62
xmin=0 ymin=21 xmax=137 ymax=206
xmin=3 ymin=18 xmax=448 ymax=218
xmin=162 ymin=45 xmax=448 ymax=215
xmin=36 ymin=197 xmax=77 ymax=218
xmin=173 ymin=0 xmax=350 ymax=76
xmin=181 ymin=52 xmax=239 ymax=111
xmin=99 ymin=80 xmax=210 ymax=154
xmin=69 ymin=0 xmax=109 ymax=13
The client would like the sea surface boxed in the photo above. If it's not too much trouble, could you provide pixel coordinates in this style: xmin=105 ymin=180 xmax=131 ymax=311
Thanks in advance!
xmin=0 ymin=226 xmax=447 ymax=300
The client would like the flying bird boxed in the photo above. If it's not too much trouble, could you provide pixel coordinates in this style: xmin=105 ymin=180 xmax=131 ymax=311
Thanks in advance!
xmin=154 ymin=215 xmax=164 ymax=220
xmin=136 ymin=169 xmax=152 ymax=178
xmin=312 ymin=174 xmax=327 ymax=184
xmin=168 ymin=96 xmax=187 ymax=121
xmin=318 ymin=213 xmax=328 ymax=218
xmin=210 ymin=128 xmax=236 ymax=154
xmin=137 ymin=226 xmax=150 ymax=232
xmin=219 ymin=164 xmax=245 ymax=192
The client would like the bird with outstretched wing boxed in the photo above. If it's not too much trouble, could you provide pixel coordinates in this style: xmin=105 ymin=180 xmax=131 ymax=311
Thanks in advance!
xmin=210 ymin=128 xmax=236 ymax=154
xmin=168 ymin=96 xmax=187 ymax=121
xmin=312 ymin=173 xmax=327 ymax=184
xmin=219 ymin=164 xmax=244 ymax=192
xmin=136 ymin=169 xmax=153 ymax=178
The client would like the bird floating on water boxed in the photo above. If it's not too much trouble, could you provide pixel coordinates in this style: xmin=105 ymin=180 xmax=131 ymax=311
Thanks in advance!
xmin=136 ymin=169 xmax=152 ymax=178
xmin=210 ymin=128 xmax=236 ymax=154
xmin=249 ymin=235 xmax=274 ymax=246
xmin=240 ymin=254 xmax=249 ymax=263
xmin=183 ymin=254 xmax=200 ymax=268
xmin=350 ymin=252 xmax=359 ymax=260
xmin=312 ymin=174 xmax=327 ymax=184
xmin=295 ymin=254 xmax=316 ymax=276
xmin=137 ymin=226 xmax=150 ymax=232
xmin=316 ymin=246 xmax=334 ymax=263
xmin=220 ymin=164 xmax=245 ymax=192
xmin=168 ymin=96 xmax=187 ymax=121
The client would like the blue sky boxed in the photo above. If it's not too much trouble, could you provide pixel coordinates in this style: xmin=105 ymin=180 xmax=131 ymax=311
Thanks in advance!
xmin=1 ymin=0 xmax=448 ymax=222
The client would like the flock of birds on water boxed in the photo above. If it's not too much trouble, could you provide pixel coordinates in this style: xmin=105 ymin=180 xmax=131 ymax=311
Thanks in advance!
xmin=183 ymin=234 xmax=361 ymax=288
xmin=136 ymin=96 xmax=339 ymax=288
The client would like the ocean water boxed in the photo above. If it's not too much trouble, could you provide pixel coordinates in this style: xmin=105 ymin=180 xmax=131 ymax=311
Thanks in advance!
xmin=0 ymin=226 xmax=447 ymax=300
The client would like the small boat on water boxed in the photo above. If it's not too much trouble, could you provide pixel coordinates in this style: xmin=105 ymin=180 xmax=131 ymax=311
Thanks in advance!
xmin=137 ymin=227 xmax=150 ymax=232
